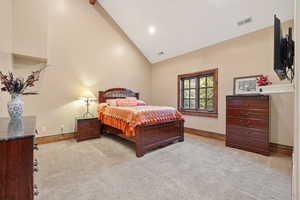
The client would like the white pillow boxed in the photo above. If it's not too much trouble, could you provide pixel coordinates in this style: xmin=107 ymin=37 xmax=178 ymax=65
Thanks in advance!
xmin=126 ymin=97 xmax=137 ymax=100
xmin=106 ymin=99 xmax=117 ymax=106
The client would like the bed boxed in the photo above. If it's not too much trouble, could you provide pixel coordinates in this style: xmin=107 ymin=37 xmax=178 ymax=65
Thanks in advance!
xmin=98 ymin=88 xmax=184 ymax=157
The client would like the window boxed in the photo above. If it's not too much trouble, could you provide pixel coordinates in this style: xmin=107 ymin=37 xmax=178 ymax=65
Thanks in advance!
xmin=177 ymin=69 xmax=218 ymax=117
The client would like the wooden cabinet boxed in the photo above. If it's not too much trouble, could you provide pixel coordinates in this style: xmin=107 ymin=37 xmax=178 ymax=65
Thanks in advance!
xmin=226 ymin=95 xmax=270 ymax=156
xmin=76 ymin=118 xmax=100 ymax=142
xmin=0 ymin=117 xmax=38 ymax=200
xmin=0 ymin=137 xmax=34 ymax=200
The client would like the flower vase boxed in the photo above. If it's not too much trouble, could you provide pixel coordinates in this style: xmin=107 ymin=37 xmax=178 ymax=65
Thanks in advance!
xmin=7 ymin=94 xmax=24 ymax=119
xmin=8 ymin=118 xmax=24 ymax=136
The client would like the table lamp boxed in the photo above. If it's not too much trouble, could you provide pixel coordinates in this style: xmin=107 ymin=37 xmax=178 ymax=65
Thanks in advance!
xmin=80 ymin=96 xmax=97 ymax=118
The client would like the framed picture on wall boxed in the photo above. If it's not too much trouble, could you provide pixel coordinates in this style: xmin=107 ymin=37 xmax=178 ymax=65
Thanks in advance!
xmin=233 ymin=75 xmax=262 ymax=95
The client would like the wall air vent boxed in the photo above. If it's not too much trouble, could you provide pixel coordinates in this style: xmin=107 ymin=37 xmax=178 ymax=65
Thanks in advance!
xmin=237 ymin=17 xmax=252 ymax=26
xmin=157 ymin=51 xmax=165 ymax=56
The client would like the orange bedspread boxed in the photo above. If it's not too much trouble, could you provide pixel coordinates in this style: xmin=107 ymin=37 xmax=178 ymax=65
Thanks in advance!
xmin=98 ymin=104 xmax=183 ymax=137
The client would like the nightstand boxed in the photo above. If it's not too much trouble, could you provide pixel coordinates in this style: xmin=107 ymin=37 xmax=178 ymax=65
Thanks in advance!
xmin=76 ymin=118 xmax=100 ymax=142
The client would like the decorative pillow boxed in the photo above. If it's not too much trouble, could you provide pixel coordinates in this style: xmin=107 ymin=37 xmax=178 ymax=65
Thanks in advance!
xmin=137 ymin=100 xmax=146 ymax=106
xmin=117 ymin=98 xmax=138 ymax=106
xmin=126 ymin=97 xmax=137 ymax=100
xmin=97 ymin=103 xmax=108 ymax=112
xmin=126 ymin=97 xmax=138 ymax=106
xmin=106 ymin=99 xmax=117 ymax=106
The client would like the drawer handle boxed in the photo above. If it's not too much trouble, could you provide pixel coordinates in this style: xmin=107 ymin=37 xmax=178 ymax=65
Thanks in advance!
xmin=240 ymin=112 xmax=249 ymax=116
xmin=34 ymin=159 xmax=38 ymax=167
xmin=33 ymin=144 xmax=39 ymax=151
xmin=34 ymin=184 xmax=39 ymax=196
xmin=239 ymin=120 xmax=251 ymax=126
xmin=34 ymin=166 xmax=39 ymax=173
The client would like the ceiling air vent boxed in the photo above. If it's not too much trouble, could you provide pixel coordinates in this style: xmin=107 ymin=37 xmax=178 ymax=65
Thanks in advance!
xmin=237 ymin=17 xmax=252 ymax=26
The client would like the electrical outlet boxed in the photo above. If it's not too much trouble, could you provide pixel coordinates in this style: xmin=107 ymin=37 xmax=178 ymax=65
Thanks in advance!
xmin=42 ymin=126 xmax=47 ymax=132
xmin=60 ymin=125 xmax=64 ymax=133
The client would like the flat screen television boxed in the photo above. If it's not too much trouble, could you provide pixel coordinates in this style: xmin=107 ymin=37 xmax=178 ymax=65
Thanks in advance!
xmin=274 ymin=15 xmax=295 ymax=81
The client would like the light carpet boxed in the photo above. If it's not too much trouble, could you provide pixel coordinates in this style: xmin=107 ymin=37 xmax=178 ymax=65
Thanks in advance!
xmin=36 ymin=134 xmax=292 ymax=200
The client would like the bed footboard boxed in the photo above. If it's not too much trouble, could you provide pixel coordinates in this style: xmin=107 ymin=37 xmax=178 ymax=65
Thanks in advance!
xmin=135 ymin=119 xmax=184 ymax=157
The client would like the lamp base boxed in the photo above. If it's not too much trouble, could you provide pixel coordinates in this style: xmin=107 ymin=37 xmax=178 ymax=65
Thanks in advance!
xmin=82 ymin=112 xmax=95 ymax=118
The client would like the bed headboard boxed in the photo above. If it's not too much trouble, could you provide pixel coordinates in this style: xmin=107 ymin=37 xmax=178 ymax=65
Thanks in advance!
xmin=98 ymin=88 xmax=139 ymax=103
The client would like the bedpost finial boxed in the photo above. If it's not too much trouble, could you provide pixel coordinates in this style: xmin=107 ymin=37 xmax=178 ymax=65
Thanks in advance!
xmin=89 ymin=0 xmax=97 ymax=5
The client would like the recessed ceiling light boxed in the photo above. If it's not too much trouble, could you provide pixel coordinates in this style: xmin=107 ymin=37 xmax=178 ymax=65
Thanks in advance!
xmin=148 ymin=26 xmax=156 ymax=35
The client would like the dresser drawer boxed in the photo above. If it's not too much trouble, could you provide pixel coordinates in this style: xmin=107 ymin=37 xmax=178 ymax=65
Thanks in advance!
xmin=227 ymin=117 xmax=269 ymax=130
xmin=227 ymin=108 xmax=269 ymax=120
xmin=226 ymin=137 xmax=269 ymax=151
xmin=77 ymin=129 xmax=99 ymax=139
xmin=226 ymin=127 xmax=267 ymax=141
xmin=78 ymin=120 xmax=99 ymax=130
xmin=227 ymin=99 xmax=269 ymax=110
xmin=226 ymin=141 xmax=270 ymax=156
xmin=76 ymin=118 xmax=100 ymax=142
xmin=226 ymin=130 xmax=268 ymax=149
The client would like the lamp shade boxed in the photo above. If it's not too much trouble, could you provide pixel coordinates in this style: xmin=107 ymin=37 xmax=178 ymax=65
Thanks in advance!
xmin=79 ymin=90 xmax=96 ymax=102
xmin=81 ymin=90 xmax=95 ymax=98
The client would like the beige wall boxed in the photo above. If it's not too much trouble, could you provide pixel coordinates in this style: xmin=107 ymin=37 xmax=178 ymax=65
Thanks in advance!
xmin=0 ymin=0 xmax=13 ymax=117
xmin=152 ymin=21 xmax=294 ymax=146
xmin=0 ymin=0 xmax=12 ymax=61
xmin=12 ymin=0 xmax=48 ymax=58
xmin=0 ymin=0 xmax=12 ymax=71
xmin=6 ymin=0 xmax=152 ymax=136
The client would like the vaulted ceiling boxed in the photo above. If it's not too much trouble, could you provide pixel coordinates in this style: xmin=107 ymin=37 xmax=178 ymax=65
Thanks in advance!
xmin=98 ymin=0 xmax=294 ymax=63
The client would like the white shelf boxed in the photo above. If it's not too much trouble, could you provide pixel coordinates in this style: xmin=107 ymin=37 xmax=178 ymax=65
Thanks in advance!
xmin=12 ymin=53 xmax=47 ymax=64
xmin=258 ymin=83 xmax=294 ymax=94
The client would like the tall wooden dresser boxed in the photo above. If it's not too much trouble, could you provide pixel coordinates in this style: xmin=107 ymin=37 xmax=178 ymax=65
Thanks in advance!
xmin=226 ymin=95 xmax=270 ymax=156
xmin=0 ymin=117 xmax=39 ymax=200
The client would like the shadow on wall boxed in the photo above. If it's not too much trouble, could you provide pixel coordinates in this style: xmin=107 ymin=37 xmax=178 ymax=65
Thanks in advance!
xmin=270 ymin=94 xmax=294 ymax=144
xmin=93 ymin=3 xmax=135 ymax=49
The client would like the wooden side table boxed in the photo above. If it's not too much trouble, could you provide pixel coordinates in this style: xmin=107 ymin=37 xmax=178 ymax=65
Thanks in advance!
xmin=76 ymin=118 xmax=100 ymax=142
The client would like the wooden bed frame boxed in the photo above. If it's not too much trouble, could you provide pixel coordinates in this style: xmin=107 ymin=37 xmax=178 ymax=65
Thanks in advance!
xmin=98 ymin=88 xmax=184 ymax=157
